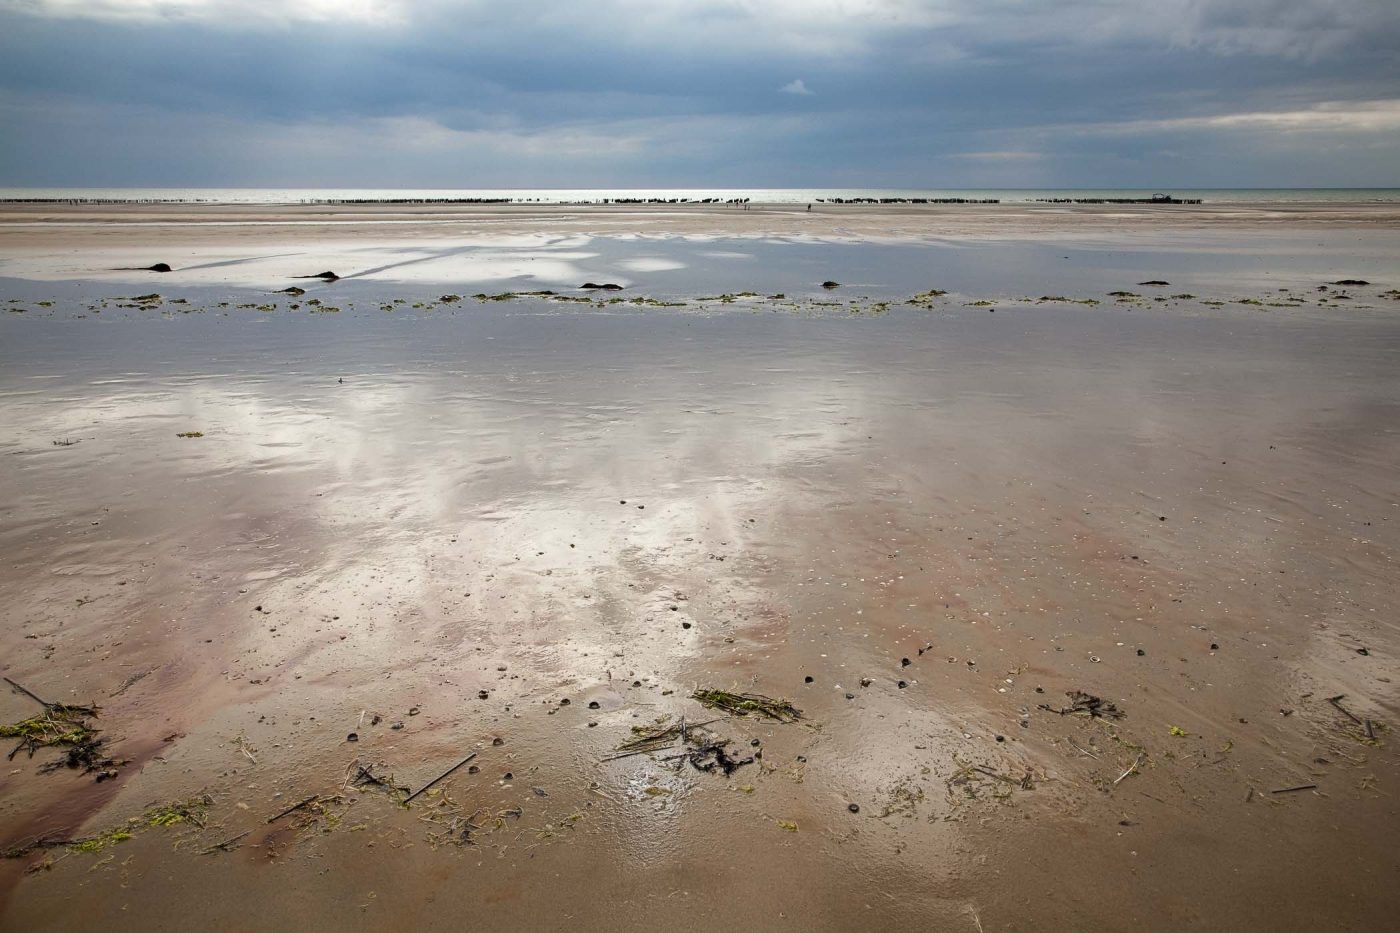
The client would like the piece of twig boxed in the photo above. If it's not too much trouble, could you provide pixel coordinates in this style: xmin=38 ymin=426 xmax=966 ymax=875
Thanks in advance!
xmin=4 ymin=677 xmax=53 ymax=708
xmin=1270 ymin=784 xmax=1317 ymax=794
xmin=405 ymin=752 xmax=477 ymax=803
xmin=601 ymin=745 xmax=676 ymax=762
xmin=1365 ymin=719 xmax=1376 ymax=740
xmin=266 ymin=795 xmax=320 ymax=823
xmin=1113 ymin=753 xmax=1146 ymax=786
xmin=1327 ymin=695 xmax=1362 ymax=725
xmin=200 ymin=831 xmax=250 ymax=854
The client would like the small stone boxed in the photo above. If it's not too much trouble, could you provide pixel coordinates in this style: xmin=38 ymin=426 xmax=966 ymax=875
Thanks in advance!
xmin=682 ymin=622 xmax=692 ymax=629
xmin=901 ymin=658 xmax=911 ymax=667
xmin=408 ymin=706 xmax=420 ymax=716
xmin=1210 ymin=643 xmax=1219 ymax=651
xmin=559 ymin=698 xmax=571 ymax=706
xmin=995 ymin=735 xmax=1005 ymax=743
xmin=588 ymin=700 xmax=600 ymax=709
xmin=897 ymin=680 xmax=908 ymax=689
xmin=346 ymin=732 xmax=358 ymax=742
xmin=848 ymin=803 xmax=860 ymax=814
xmin=503 ymin=772 xmax=513 ymax=781
xmin=750 ymin=739 xmax=761 ymax=747
xmin=804 ymin=676 xmax=814 ymax=684
xmin=845 ymin=693 xmax=855 ymax=700
xmin=492 ymin=737 xmax=504 ymax=746
xmin=468 ymin=765 xmax=480 ymax=774
xmin=478 ymin=690 xmax=490 ymax=699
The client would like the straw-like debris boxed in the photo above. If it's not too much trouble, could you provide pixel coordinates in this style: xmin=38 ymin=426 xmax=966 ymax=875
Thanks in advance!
xmin=691 ymin=689 xmax=802 ymax=722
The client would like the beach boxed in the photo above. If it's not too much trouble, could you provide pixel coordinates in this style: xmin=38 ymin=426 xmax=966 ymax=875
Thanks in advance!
xmin=1 ymin=200 xmax=1398 ymax=931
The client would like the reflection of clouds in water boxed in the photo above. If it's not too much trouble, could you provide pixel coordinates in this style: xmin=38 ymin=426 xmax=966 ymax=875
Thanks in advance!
xmin=1 ymin=233 xmax=605 ymax=286
xmin=699 ymin=251 xmax=754 ymax=260
xmin=614 ymin=257 xmax=686 ymax=273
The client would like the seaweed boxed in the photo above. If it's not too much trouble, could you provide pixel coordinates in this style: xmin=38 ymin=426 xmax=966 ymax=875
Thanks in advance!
xmin=1037 ymin=690 xmax=1123 ymax=720
xmin=2 ymin=677 xmax=114 ymax=775
xmin=691 ymin=689 xmax=802 ymax=722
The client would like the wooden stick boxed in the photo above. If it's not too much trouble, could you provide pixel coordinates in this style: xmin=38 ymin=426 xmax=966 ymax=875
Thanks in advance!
xmin=405 ymin=752 xmax=477 ymax=803
xmin=200 ymin=831 xmax=250 ymax=854
xmin=266 ymin=795 xmax=319 ymax=823
xmin=3 ymin=677 xmax=52 ymax=708
xmin=1270 ymin=784 xmax=1317 ymax=794
xmin=1326 ymin=695 xmax=1362 ymax=724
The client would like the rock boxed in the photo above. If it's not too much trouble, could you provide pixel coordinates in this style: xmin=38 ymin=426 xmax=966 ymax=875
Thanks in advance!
xmin=1138 ymin=280 xmax=1170 ymax=286
xmin=146 ymin=263 xmax=172 ymax=273
xmin=580 ymin=282 xmax=623 ymax=290
xmin=848 ymin=803 xmax=860 ymax=813
xmin=588 ymin=700 xmax=600 ymax=709
xmin=804 ymin=675 xmax=814 ymax=683
xmin=901 ymin=657 xmax=911 ymax=667
xmin=294 ymin=271 xmax=339 ymax=281
xmin=821 ymin=281 xmax=841 ymax=288
xmin=280 ymin=287 xmax=305 ymax=296
xmin=346 ymin=732 xmax=359 ymax=742
xmin=1331 ymin=279 xmax=1369 ymax=286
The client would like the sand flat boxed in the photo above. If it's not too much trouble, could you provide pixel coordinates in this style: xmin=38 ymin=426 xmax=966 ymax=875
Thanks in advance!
xmin=0 ymin=204 xmax=1398 ymax=931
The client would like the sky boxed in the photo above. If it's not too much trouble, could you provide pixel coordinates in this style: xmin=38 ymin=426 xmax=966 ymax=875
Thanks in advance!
xmin=0 ymin=0 xmax=1397 ymax=188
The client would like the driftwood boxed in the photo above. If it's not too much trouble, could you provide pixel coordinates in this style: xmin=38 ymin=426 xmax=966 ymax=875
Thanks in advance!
xmin=405 ymin=752 xmax=478 ymax=804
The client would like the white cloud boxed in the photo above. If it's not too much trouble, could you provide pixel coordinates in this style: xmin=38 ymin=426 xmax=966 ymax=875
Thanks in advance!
xmin=1082 ymin=99 xmax=1400 ymax=136
xmin=779 ymin=79 xmax=813 ymax=96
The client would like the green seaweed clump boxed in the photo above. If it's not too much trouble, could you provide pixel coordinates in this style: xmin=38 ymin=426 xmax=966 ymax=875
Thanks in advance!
xmin=691 ymin=689 xmax=802 ymax=722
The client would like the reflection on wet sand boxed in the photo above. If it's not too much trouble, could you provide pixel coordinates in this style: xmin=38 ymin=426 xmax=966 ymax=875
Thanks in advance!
xmin=2 ymin=272 xmax=1399 ymax=930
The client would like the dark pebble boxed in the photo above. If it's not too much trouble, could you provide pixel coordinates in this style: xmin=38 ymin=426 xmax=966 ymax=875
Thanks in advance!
xmin=1210 ymin=643 xmax=1219 ymax=650
xmin=751 ymin=739 xmax=761 ymax=747
xmin=503 ymin=772 xmax=513 ymax=781
xmin=897 ymin=680 xmax=908 ymax=689
xmin=1136 ymin=649 xmax=1146 ymax=657
xmin=804 ymin=676 xmax=814 ymax=683
xmin=478 ymin=690 xmax=490 ymax=699
xmin=901 ymin=657 xmax=911 ymax=667
xmin=588 ymin=700 xmax=600 ymax=709
xmin=682 ymin=622 xmax=692 ymax=629
xmin=995 ymin=735 xmax=1005 ymax=742
xmin=346 ymin=732 xmax=358 ymax=742
xmin=848 ymin=803 xmax=860 ymax=813
xmin=560 ymin=698 xmax=571 ymax=705
xmin=492 ymin=737 xmax=504 ymax=746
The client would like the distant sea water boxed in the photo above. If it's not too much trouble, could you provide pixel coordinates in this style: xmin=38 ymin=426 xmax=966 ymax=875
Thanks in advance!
xmin=1 ymin=187 xmax=1398 ymax=205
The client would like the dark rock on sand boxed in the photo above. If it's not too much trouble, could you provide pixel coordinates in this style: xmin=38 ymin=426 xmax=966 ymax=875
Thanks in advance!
xmin=1138 ymin=280 xmax=1170 ymax=286
xmin=821 ymin=281 xmax=841 ymax=288
xmin=280 ymin=287 xmax=306 ymax=296
xmin=146 ymin=263 xmax=173 ymax=273
xmin=294 ymin=271 xmax=340 ymax=281
xmin=1331 ymin=279 xmax=1370 ymax=286
xmin=580 ymin=282 xmax=624 ymax=290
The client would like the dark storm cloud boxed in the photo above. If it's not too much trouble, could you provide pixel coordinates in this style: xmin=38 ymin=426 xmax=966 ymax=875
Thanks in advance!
xmin=1 ymin=0 xmax=1397 ymax=186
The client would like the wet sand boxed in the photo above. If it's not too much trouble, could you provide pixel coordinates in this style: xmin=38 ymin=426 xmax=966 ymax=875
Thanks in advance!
xmin=1 ymin=204 xmax=1398 ymax=932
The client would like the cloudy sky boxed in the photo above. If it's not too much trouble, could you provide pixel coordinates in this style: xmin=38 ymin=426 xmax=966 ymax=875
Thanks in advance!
xmin=1 ymin=0 xmax=1397 ymax=188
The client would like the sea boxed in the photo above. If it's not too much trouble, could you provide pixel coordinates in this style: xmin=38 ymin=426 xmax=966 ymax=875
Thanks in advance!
xmin=0 ymin=187 xmax=1397 ymax=205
